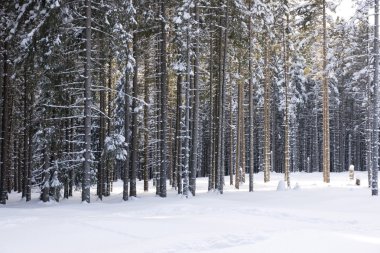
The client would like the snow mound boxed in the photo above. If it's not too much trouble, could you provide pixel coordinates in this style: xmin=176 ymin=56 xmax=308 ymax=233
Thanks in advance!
xmin=277 ymin=180 xmax=286 ymax=191
xmin=293 ymin=183 xmax=301 ymax=190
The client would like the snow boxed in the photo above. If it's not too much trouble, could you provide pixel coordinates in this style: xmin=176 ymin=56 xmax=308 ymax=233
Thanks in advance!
xmin=1 ymin=172 xmax=379 ymax=253
xmin=276 ymin=180 xmax=286 ymax=191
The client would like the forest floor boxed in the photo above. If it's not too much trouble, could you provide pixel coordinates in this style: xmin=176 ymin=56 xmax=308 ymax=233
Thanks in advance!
xmin=0 ymin=171 xmax=379 ymax=253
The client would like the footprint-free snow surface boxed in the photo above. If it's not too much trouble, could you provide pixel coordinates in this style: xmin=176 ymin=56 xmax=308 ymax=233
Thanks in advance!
xmin=1 ymin=172 xmax=379 ymax=253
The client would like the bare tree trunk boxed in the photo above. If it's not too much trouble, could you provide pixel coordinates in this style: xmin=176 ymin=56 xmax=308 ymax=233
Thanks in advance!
xmin=283 ymin=12 xmax=290 ymax=188
xmin=41 ymin=127 xmax=50 ymax=202
xmin=98 ymin=57 xmax=106 ymax=200
xmin=159 ymin=0 xmax=168 ymax=197
xmin=190 ymin=1 xmax=200 ymax=196
xmin=366 ymin=9 xmax=372 ymax=187
xmin=183 ymin=27 xmax=191 ymax=198
xmin=229 ymin=79 xmax=234 ymax=186
xmin=175 ymin=75 xmax=183 ymax=194
xmin=216 ymin=1 xmax=228 ymax=194
xmin=82 ymin=0 xmax=92 ymax=203
xmin=372 ymin=0 xmax=379 ymax=196
xmin=0 ymin=43 xmax=10 ymax=204
xmin=144 ymin=52 xmax=149 ymax=192
xmin=208 ymin=35 xmax=215 ymax=191
xmin=264 ymin=34 xmax=271 ymax=183
xmin=106 ymin=55 xmax=113 ymax=194
xmin=241 ymin=102 xmax=246 ymax=183
xmin=248 ymin=0 xmax=254 ymax=192
xmin=322 ymin=0 xmax=330 ymax=183
xmin=130 ymin=35 xmax=138 ymax=197
xmin=314 ymin=88 xmax=319 ymax=173
xmin=235 ymin=71 xmax=243 ymax=189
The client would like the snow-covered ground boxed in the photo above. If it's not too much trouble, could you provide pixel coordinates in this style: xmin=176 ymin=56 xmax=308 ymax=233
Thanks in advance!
xmin=1 ymin=172 xmax=379 ymax=253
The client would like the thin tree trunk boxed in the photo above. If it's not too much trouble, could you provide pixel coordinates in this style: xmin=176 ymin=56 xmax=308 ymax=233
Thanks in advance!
xmin=322 ymin=0 xmax=330 ymax=183
xmin=182 ymin=24 xmax=192 ymax=198
xmin=143 ymin=51 xmax=149 ymax=192
xmin=372 ymin=0 xmax=379 ymax=196
xmin=123 ymin=52 xmax=131 ymax=201
xmin=106 ymin=54 xmax=113 ymax=195
xmin=41 ymin=127 xmax=50 ymax=202
xmin=0 ymin=43 xmax=10 ymax=204
xmin=208 ymin=35 xmax=215 ymax=191
xmin=264 ymin=34 xmax=271 ymax=183
xmin=235 ymin=72 xmax=243 ymax=189
xmin=159 ymin=0 xmax=168 ymax=197
xmin=216 ymin=1 xmax=228 ymax=194
xmin=366 ymin=9 xmax=372 ymax=187
xmin=283 ymin=12 xmax=290 ymax=188
xmin=82 ymin=0 xmax=92 ymax=203
xmin=130 ymin=35 xmax=138 ymax=197
xmin=98 ymin=58 xmax=106 ymax=200
xmin=248 ymin=0 xmax=254 ymax=192
xmin=175 ymin=75 xmax=183 ymax=193
xmin=190 ymin=1 xmax=200 ymax=196
xmin=229 ymin=78 xmax=234 ymax=186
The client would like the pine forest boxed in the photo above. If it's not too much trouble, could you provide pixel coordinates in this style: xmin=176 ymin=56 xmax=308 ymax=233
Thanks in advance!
xmin=0 ymin=0 xmax=379 ymax=205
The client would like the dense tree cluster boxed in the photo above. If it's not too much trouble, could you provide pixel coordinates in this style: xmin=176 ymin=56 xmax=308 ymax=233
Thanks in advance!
xmin=0 ymin=0 xmax=378 ymax=204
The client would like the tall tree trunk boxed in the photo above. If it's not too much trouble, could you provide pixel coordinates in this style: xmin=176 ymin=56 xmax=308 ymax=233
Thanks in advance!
xmin=216 ymin=1 xmax=228 ymax=194
xmin=130 ymin=35 xmax=138 ymax=197
xmin=208 ymin=35 xmax=215 ymax=191
xmin=235 ymin=71 xmax=243 ymax=189
xmin=123 ymin=54 xmax=131 ymax=201
xmin=0 ymin=43 xmax=10 ymax=204
xmin=283 ymin=11 xmax=290 ymax=187
xmin=41 ymin=127 xmax=50 ymax=202
xmin=82 ymin=0 xmax=92 ymax=203
xmin=175 ymin=74 xmax=183 ymax=194
xmin=314 ymin=88 xmax=319 ymax=172
xmin=264 ymin=34 xmax=271 ymax=183
xmin=159 ymin=0 xmax=168 ymax=198
xmin=322 ymin=0 xmax=330 ymax=183
xmin=248 ymin=0 xmax=254 ymax=192
xmin=366 ymin=9 xmax=372 ymax=187
xmin=183 ymin=26 xmax=191 ymax=198
xmin=98 ymin=58 xmax=106 ymax=200
xmin=143 ymin=51 xmax=149 ymax=192
xmin=190 ymin=1 xmax=200 ymax=196
xmin=372 ymin=0 xmax=379 ymax=196
xmin=106 ymin=54 xmax=113 ymax=195
xmin=229 ymin=78 xmax=234 ymax=186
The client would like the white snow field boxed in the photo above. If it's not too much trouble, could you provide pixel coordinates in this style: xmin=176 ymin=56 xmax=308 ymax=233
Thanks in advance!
xmin=1 ymin=172 xmax=380 ymax=253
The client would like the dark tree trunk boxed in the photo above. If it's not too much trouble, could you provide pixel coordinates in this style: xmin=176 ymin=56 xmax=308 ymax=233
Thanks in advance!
xmin=189 ymin=1 xmax=200 ymax=196
xmin=0 ymin=43 xmax=10 ymax=204
xmin=82 ymin=0 xmax=92 ymax=203
xmin=372 ymin=0 xmax=379 ymax=196
xmin=130 ymin=35 xmax=138 ymax=197
xmin=143 ymin=51 xmax=149 ymax=192
xmin=159 ymin=1 xmax=168 ymax=198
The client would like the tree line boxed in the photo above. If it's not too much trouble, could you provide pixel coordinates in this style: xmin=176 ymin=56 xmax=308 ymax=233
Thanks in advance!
xmin=0 ymin=0 xmax=378 ymax=204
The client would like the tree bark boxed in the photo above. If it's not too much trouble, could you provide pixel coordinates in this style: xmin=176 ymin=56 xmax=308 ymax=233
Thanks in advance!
xmin=130 ymin=35 xmax=138 ymax=197
xmin=159 ymin=0 xmax=168 ymax=197
xmin=264 ymin=34 xmax=271 ymax=183
xmin=248 ymin=0 xmax=254 ymax=192
xmin=82 ymin=0 xmax=92 ymax=203
xmin=190 ymin=1 xmax=200 ymax=196
xmin=0 ymin=43 xmax=10 ymax=204
xmin=283 ymin=11 xmax=290 ymax=187
xmin=143 ymin=51 xmax=149 ymax=192
xmin=322 ymin=0 xmax=330 ymax=183
xmin=372 ymin=0 xmax=379 ymax=196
